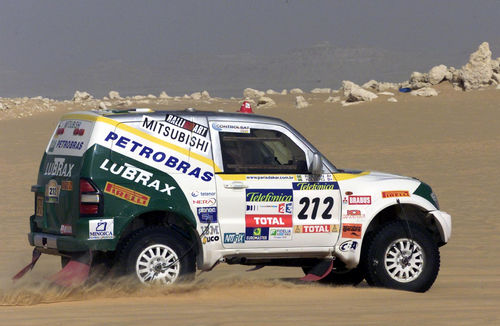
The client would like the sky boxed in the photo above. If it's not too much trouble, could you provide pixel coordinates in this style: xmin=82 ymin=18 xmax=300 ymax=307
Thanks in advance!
xmin=0 ymin=0 xmax=499 ymax=99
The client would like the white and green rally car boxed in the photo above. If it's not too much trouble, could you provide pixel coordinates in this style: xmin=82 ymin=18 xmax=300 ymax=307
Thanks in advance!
xmin=17 ymin=108 xmax=451 ymax=292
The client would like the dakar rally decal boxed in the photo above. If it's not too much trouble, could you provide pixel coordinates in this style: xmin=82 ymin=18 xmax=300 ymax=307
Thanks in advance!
xmin=102 ymin=131 xmax=214 ymax=182
xmin=104 ymin=181 xmax=150 ymax=207
xmin=47 ymin=120 xmax=92 ymax=157
xmin=140 ymin=115 xmax=210 ymax=155
xmin=381 ymin=190 xmax=410 ymax=198
xmin=245 ymin=189 xmax=293 ymax=241
xmin=43 ymin=157 xmax=74 ymax=177
xmin=44 ymin=179 xmax=61 ymax=203
xmin=342 ymin=223 xmax=362 ymax=239
xmin=88 ymin=219 xmax=114 ymax=240
xmin=99 ymin=159 xmax=176 ymax=196
xmin=292 ymin=182 xmax=340 ymax=232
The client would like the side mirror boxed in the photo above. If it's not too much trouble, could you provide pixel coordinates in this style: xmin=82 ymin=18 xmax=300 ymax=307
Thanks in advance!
xmin=310 ymin=153 xmax=323 ymax=175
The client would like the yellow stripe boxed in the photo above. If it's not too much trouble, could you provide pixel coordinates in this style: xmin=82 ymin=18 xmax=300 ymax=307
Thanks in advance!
xmin=333 ymin=171 xmax=370 ymax=181
xmin=61 ymin=113 xmax=221 ymax=172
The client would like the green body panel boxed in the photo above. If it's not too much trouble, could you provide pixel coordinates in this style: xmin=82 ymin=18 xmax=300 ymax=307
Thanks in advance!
xmin=31 ymin=143 xmax=196 ymax=252
xmin=413 ymin=182 xmax=439 ymax=209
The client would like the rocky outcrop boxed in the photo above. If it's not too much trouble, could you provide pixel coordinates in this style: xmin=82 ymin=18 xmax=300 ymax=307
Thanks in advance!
xmin=458 ymin=42 xmax=494 ymax=90
xmin=310 ymin=88 xmax=331 ymax=94
xmin=243 ymin=88 xmax=265 ymax=98
xmin=72 ymin=91 xmax=93 ymax=102
xmin=342 ymin=80 xmax=378 ymax=102
xmin=387 ymin=97 xmax=398 ymax=102
xmin=290 ymin=88 xmax=304 ymax=94
xmin=108 ymin=91 xmax=121 ymax=100
xmin=325 ymin=96 xmax=340 ymax=103
xmin=257 ymin=96 xmax=276 ymax=108
xmin=266 ymin=89 xmax=279 ymax=95
xmin=411 ymin=87 xmax=438 ymax=97
xmin=295 ymin=96 xmax=309 ymax=109
xmin=190 ymin=92 xmax=202 ymax=100
xmin=201 ymin=90 xmax=211 ymax=99
xmin=159 ymin=91 xmax=171 ymax=99
xmin=428 ymin=65 xmax=448 ymax=85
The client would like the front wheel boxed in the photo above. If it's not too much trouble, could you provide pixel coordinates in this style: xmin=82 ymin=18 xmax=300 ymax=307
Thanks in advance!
xmin=117 ymin=226 xmax=196 ymax=285
xmin=364 ymin=221 xmax=440 ymax=292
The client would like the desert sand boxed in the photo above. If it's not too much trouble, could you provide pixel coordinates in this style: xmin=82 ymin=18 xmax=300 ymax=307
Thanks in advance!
xmin=0 ymin=84 xmax=499 ymax=325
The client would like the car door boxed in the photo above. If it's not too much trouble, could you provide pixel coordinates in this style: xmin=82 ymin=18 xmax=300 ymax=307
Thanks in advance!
xmin=210 ymin=120 xmax=341 ymax=249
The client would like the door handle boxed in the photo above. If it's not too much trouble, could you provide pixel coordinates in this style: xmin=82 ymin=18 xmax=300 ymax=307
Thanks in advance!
xmin=224 ymin=181 xmax=248 ymax=189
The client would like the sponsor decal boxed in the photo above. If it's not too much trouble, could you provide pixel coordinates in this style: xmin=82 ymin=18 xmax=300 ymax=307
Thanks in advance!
xmin=60 ymin=224 xmax=73 ymax=235
xmin=342 ymin=209 xmax=365 ymax=219
xmin=246 ymin=189 xmax=293 ymax=202
xmin=296 ymin=174 xmax=334 ymax=182
xmin=141 ymin=116 xmax=210 ymax=154
xmin=202 ymin=235 xmax=220 ymax=244
xmin=104 ymin=181 xmax=150 ymax=206
xmin=100 ymin=159 xmax=176 ymax=196
xmin=269 ymin=228 xmax=292 ymax=240
xmin=294 ymin=225 xmax=339 ymax=233
xmin=348 ymin=195 xmax=371 ymax=205
xmin=36 ymin=195 xmax=44 ymax=216
xmin=223 ymin=233 xmax=245 ymax=244
xmin=165 ymin=114 xmax=208 ymax=137
xmin=292 ymin=182 xmax=339 ymax=191
xmin=197 ymin=207 xmax=218 ymax=223
xmin=104 ymin=131 xmax=214 ymax=182
xmin=54 ymin=139 xmax=84 ymax=151
xmin=339 ymin=240 xmax=358 ymax=252
xmin=245 ymin=214 xmax=293 ymax=227
xmin=191 ymin=190 xmax=216 ymax=197
xmin=61 ymin=180 xmax=73 ymax=191
xmin=89 ymin=219 xmax=114 ymax=240
xmin=246 ymin=202 xmax=292 ymax=214
xmin=45 ymin=179 xmax=61 ymax=203
xmin=382 ymin=190 xmax=410 ymax=198
xmin=201 ymin=224 xmax=220 ymax=236
xmin=192 ymin=198 xmax=216 ymax=206
xmin=245 ymin=227 xmax=269 ymax=241
xmin=246 ymin=175 xmax=295 ymax=181
xmin=60 ymin=120 xmax=82 ymax=129
xmin=211 ymin=122 xmax=250 ymax=134
xmin=342 ymin=223 xmax=362 ymax=239
xmin=44 ymin=157 xmax=75 ymax=177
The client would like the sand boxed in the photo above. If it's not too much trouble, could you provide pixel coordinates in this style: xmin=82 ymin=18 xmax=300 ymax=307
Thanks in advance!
xmin=0 ymin=84 xmax=499 ymax=325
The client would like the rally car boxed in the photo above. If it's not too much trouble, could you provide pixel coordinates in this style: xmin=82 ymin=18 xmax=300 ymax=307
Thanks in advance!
xmin=15 ymin=106 xmax=451 ymax=292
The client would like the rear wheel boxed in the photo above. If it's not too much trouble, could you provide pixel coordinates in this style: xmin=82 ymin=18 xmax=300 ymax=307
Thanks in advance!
xmin=364 ymin=221 xmax=440 ymax=292
xmin=117 ymin=226 xmax=196 ymax=284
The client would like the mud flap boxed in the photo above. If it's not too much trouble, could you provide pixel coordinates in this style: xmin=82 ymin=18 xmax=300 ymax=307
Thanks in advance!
xmin=12 ymin=248 xmax=42 ymax=281
xmin=300 ymin=259 xmax=334 ymax=282
xmin=48 ymin=251 xmax=93 ymax=287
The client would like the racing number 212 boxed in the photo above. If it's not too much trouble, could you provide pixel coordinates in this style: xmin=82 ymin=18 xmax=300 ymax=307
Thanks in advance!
xmin=297 ymin=197 xmax=334 ymax=219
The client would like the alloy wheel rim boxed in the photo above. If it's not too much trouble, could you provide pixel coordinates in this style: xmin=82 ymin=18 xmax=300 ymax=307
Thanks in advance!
xmin=135 ymin=244 xmax=180 ymax=284
xmin=384 ymin=238 xmax=424 ymax=283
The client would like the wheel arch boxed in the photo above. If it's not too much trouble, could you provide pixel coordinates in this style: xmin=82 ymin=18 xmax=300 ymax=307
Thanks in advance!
xmin=363 ymin=203 xmax=444 ymax=248
xmin=116 ymin=210 xmax=202 ymax=268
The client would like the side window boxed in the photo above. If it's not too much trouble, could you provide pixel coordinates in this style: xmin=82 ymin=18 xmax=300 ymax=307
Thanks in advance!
xmin=219 ymin=129 xmax=308 ymax=174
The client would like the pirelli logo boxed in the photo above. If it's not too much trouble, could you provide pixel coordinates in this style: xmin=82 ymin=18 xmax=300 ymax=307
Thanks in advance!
xmin=104 ymin=182 xmax=150 ymax=207
xmin=381 ymin=190 xmax=410 ymax=198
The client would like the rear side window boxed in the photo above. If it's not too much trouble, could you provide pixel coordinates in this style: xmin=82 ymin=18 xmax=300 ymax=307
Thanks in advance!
xmin=219 ymin=129 xmax=307 ymax=174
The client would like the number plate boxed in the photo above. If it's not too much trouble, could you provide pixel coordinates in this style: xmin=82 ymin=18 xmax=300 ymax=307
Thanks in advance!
xmin=36 ymin=195 xmax=44 ymax=216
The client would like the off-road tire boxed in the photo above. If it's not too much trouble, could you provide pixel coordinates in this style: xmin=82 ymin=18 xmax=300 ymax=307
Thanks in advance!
xmin=117 ymin=226 xmax=196 ymax=284
xmin=364 ymin=221 xmax=440 ymax=292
